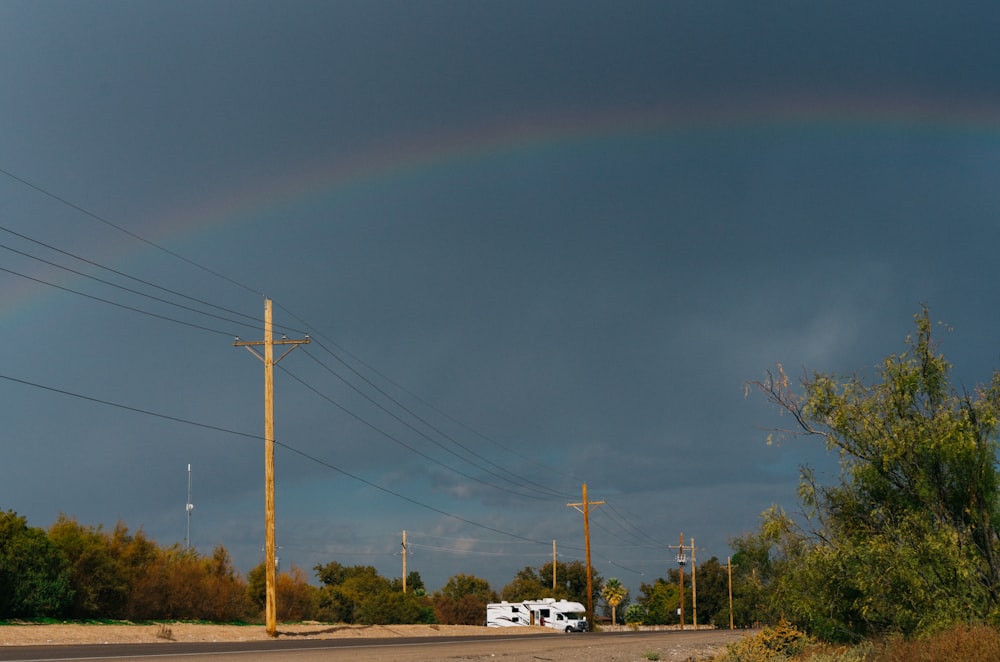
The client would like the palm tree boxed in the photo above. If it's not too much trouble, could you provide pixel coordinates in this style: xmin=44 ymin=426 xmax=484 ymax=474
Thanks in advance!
xmin=600 ymin=577 xmax=628 ymax=626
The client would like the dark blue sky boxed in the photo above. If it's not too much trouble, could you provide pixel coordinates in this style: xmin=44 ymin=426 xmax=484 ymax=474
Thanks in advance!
xmin=2 ymin=1 xmax=1000 ymax=598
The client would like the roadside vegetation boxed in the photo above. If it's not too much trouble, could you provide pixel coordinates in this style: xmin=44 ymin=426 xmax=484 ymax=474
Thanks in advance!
xmin=5 ymin=308 xmax=1000 ymax=656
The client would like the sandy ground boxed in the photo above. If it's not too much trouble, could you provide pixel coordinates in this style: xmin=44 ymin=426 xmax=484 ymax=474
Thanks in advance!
xmin=0 ymin=622 xmax=549 ymax=646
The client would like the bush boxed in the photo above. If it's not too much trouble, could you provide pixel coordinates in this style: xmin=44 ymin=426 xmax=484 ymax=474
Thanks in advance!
xmin=715 ymin=619 xmax=811 ymax=662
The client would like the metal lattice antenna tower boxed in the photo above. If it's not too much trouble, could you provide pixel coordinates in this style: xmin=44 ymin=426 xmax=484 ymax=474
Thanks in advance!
xmin=186 ymin=464 xmax=194 ymax=550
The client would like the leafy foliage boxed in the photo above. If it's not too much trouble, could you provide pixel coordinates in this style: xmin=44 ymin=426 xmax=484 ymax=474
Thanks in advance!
xmin=433 ymin=573 xmax=497 ymax=625
xmin=499 ymin=560 xmax=601 ymax=607
xmin=0 ymin=510 xmax=72 ymax=618
xmin=637 ymin=578 xmax=679 ymax=625
xmin=313 ymin=560 xmax=433 ymax=625
xmin=746 ymin=308 xmax=1000 ymax=639
xmin=715 ymin=619 xmax=812 ymax=662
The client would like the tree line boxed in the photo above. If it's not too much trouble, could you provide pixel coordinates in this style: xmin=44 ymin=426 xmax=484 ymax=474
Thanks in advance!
xmin=1 ymin=509 xmax=749 ymax=626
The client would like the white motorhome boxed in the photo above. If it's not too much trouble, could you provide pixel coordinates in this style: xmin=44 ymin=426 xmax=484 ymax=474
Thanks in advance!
xmin=486 ymin=598 xmax=588 ymax=632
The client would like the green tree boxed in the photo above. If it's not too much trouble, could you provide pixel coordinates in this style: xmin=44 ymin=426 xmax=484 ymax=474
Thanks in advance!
xmin=501 ymin=560 xmax=601 ymax=606
xmin=0 ymin=510 xmax=73 ymax=618
xmin=434 ymin=574 xmax=497 ymax=625
xmin=48 ymin=515 xmax=128 ymax=618
xmin=600 ymin=577 xmax=628 ymax=625
xmin=691 ymin=557 xmax=729 ymax=628
xmin=623 ymin=602 xmax=646 ymax=625
xmin=314 ymin=561 xmax=393 ymax=624
xmin=500 ymin=566 xmax=548 ymax=602
xmin=637 ymin=578 xmax=679 ymax=625
xmin=748 ymin=307 xmax=1000 ymax=639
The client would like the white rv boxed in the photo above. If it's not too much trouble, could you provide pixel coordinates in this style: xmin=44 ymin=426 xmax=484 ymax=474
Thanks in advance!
xmin=486 ymin=598 xmax=588 ymax=632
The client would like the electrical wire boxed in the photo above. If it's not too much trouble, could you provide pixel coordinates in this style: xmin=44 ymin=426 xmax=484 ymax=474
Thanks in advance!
xmin=0 ymin=166 xmax=263 ymax=297
xmin=0 ymin=237 xmax=264 ymax=335
xmin=0 ymin=165 xmax=660 ymax=555
xmin=298 ymin=345 xmax=571 ymax=500
xmin=0 ymin=371 xmax=556 ymax=547
xmin=276 ymin=361 xmax=561 ymax=501
xmin=0 ymin=223 xmax=268 ymax=327
xmin=0 ymin=265 xmax=238 ymax=337
xmin=276 ymin=301 xmax=581 ymax=485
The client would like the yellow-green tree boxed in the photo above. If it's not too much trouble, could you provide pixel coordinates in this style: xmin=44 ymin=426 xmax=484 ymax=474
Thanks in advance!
xmin=748 ymin=307 xmax=1000 ymax=639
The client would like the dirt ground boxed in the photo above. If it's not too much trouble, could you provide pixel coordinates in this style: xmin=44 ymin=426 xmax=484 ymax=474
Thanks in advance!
xmin=0 ymin=622 xmax=550 ymax=646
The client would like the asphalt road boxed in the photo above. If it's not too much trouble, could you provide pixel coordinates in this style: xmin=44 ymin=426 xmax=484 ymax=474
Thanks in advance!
xmin=0 ymin=629 xmax=750 ymax=662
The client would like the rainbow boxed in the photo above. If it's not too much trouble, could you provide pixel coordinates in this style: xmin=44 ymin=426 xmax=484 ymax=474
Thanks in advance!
xmin=135 ymin=96 xmax=1000 ymax=247
xmin=4 ymin=97 xmax=999 ymax=322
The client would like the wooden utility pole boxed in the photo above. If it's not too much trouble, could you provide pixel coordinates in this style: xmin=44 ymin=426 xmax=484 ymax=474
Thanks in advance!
xmin=690 ymin=536 xmax=698 ymax=630
xmin=402 ymin=530 xmax=408 ymax=593
xmin=727 ymin=556 xmax=735 ymax=630
xmin=670 ymin=533 xmax=688 ymax=630
xmin=568 ymin=483 xmax=603 ymax=631
xmin=552 ymin=540 xmax=557 ymax=591
xmin=233 ymin=298 xmax=309 ymax=637
xmin=669 ymin=534 xmax=703 ymax=630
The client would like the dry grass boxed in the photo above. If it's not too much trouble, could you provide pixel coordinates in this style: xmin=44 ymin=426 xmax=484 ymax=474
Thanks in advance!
xmin=714 ymin=622 xmax=1000 ymax=662
xmin=875 ymin=624 xmax=1000 ymax=662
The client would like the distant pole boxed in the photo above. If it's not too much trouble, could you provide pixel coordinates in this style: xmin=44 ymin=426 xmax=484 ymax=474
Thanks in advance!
xmin=568 ymin=483 xmax=604 ymax=631
xmin=552 ymin=540 xmax=557 ymax=591
xmin=234 ymin=299 xmax=310 ymax=637
xmin=670 ymin=533 xmax=687 ymax=629
xmin=691 ymin=536 xmax=698 ymax=630
xmin=185 ymin=464 xmax=194 ymax=550
xmin=727 ymin=556 xmax=735 ymax=630
xmin=402 ymin=530 xmax=407 ymax=593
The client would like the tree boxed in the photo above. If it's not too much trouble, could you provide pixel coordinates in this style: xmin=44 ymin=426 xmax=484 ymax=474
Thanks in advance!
xmin=0 ymin=510 xmax=72 ymax=618
xmin=600 ymin=577 xmax=628 ymax=625
xmin=623 ymin=602 xmax=646 ymax=625
xmin=48 ymin=515 xmax=127 ymax=618
xmin=691 ymin=557 xmax=730 ymax=628
xmin=637 ymin=578 xmax=679 ymax=625
xmin=274 ymin=566 xmax=319 ymax=622
xmin=747 ymin=307 xmax=1000 ymax=639
xmin=434 ymin=574 xmax=497 ymax=625
xmin=501 ymin=560 xmax=601 ymax=606
xmin=314 ymin=561 xmax=394 ymax=624
xmin=500 ymin=566 xmax=548 ymax=602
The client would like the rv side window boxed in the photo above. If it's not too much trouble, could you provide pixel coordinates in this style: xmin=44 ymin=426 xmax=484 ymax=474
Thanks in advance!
xmin=557 ymin=613 xmax=564 ymax=620
xmin=540 ymin=609 xmax=550 ymax=618
xmin=512 ymin=606 xmax=519 ymax=613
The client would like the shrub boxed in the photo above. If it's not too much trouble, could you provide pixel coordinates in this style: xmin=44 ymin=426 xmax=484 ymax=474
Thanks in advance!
xmin=715 ymin=619 xmax=811 ymax=662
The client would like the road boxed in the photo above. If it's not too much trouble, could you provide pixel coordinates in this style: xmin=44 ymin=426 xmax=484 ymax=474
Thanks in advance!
xmin=0 ymin=629 xmax=750 ymax=662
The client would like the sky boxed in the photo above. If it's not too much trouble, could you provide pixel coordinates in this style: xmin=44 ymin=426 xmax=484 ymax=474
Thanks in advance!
xmin=2 ymin=1 xmax=1000 ymax=601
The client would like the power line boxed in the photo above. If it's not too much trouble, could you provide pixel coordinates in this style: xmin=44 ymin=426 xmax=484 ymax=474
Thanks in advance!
xmin=0 ymin=223 xmax=267 ymax=329
xmin=276 ymin=361 xmax=560 ymax=501
xmin=276 ymin=301 xmax=580 ymax=485
xmin=298 ymin=346 xmax=571 ymax=500
xmin=0 ymin=166 xmax=263 ymax=297
xmin=0 ymin=166 xmax=660 ymax=553
xmin=0 ymin=237 xmax=263 ymax=335
xmin=0 ymin=371 xmax=553 ymax=548
xmin=0 ymin=265 xmax=238 ymax=337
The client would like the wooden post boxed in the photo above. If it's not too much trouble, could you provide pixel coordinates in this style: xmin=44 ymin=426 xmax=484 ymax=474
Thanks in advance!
xmin=727 ymin=556 xmax=734 ymax=630
xmin=402 ymin=530 xmax=407 ymax=593
xmin=670 ymin=533 xmax=686 ymax=630
xmin=691 ymin=536 xmax=698 ymax=630
xmin=233 ymin=299 xmax=309 ymax=637
xmin=552 ymin=540 xmax=557 ymax=591
xmin=568 ymin=484 xmax=603 ymax=631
